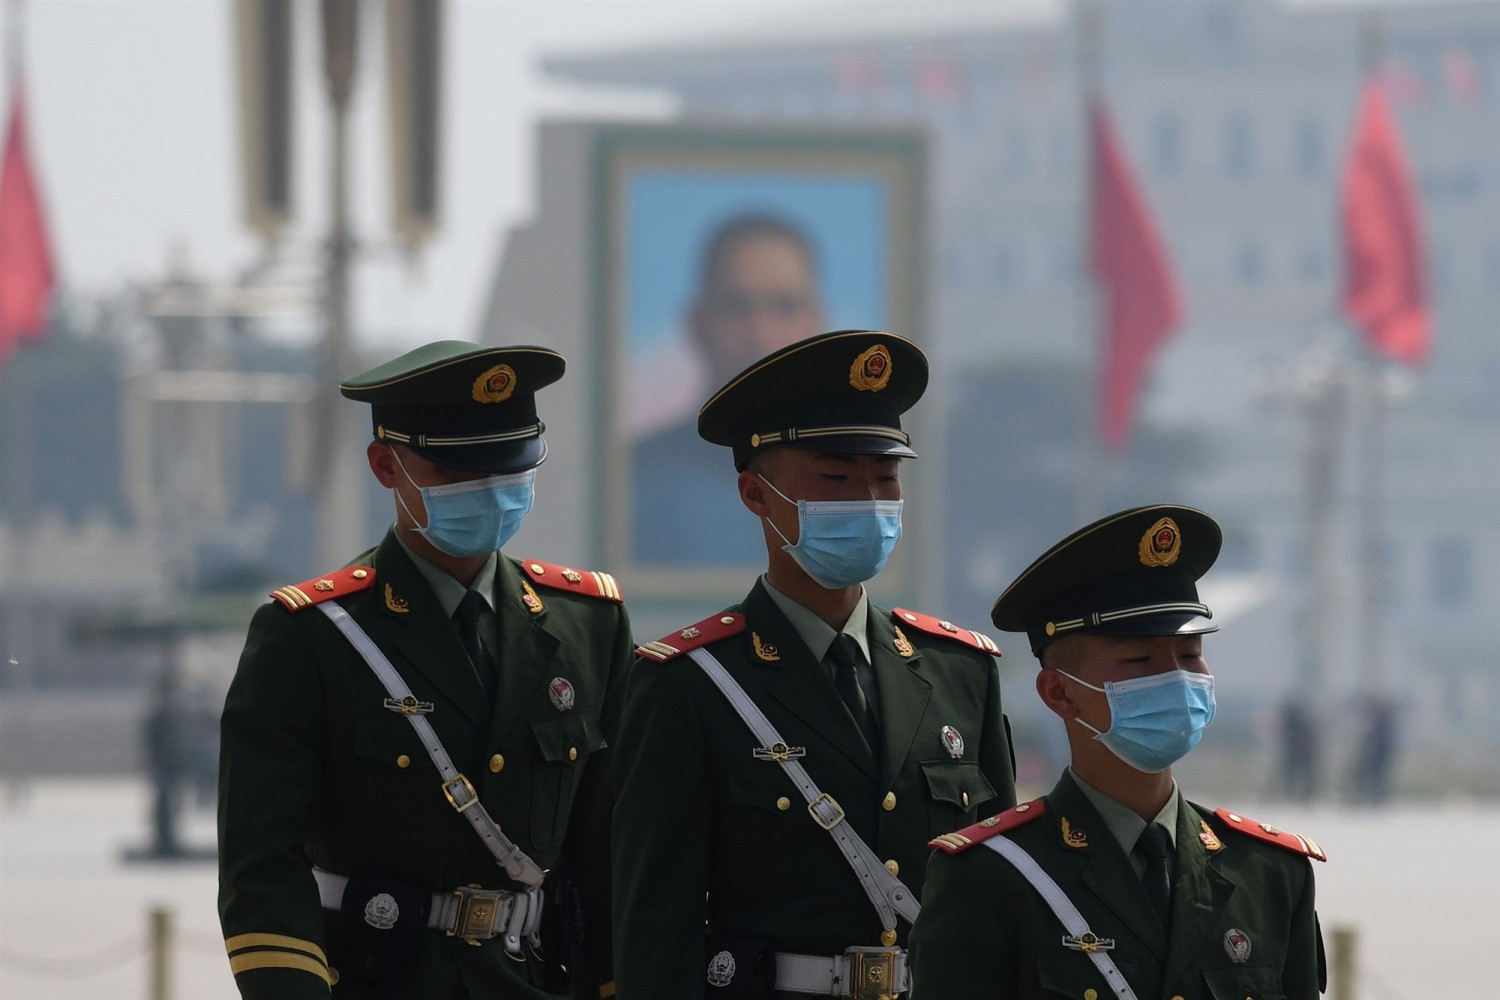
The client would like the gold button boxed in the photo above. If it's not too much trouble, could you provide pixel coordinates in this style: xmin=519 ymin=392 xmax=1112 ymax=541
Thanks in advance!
xmin=1045 ymin=621 xmax=1057 ymax=636
xmin=395 ymin=754 xmax=410 ymax=768
xmin=962 ymin=791 xmax=970 ymax=808
xmin=720 ymin=616 xmax=735 ymax=624
xmin=750 ymin=433 xmax=762 ymax=447
xmin=884 ymin=859 xmax=900 ymax=876
xmin=882 ymin=792 xmax=897 ymax=811
xmin=568 ymin=747 xmax=578 ymax=761
xmin=1016 ymin=804 xmax=1030 ymax=812
xmin=903 ymin=612 xmax=918 ymax=622
xmin=530 ymin=563 xmax=545 ymax=574
xmin=329 ymin=967 xmax=340 ymax=985
xmin=1083 ymin=991 xmax=1096 ymax=1000
xmin=468 ymin=883 xmax=483 ymax=889
xmin=776 ymin=797 xmax=791 ymax=811
xmin=1170 ymin=995 xmax=1185 ymax=1000
xmin=352 ymin=569 xmax=368 ymax=579
xmin=881 ymin=929 xmax=897 ymax=947
xmin=489 ymin=754 xmax=505 ymax=773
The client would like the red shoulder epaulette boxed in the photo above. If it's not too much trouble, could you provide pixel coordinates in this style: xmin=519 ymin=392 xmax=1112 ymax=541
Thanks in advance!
xmin=270 ymin=565 xmax=376 ymax=613
xmin=635 ymin=612 xmax=747 ymax=662
xmin=930 ymin=799 xmax=1046 ymax=854
xmin=518 ymin=558 xmax=623 ymax=603
xmin=893 ymin=608 xmax=1002 ymax=656
xmin=1215 ymin=809 xmax=1327 ymax=862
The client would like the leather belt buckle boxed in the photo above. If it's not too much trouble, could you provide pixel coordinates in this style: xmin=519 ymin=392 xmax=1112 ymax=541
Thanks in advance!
xmin=807 ymin=792 xmax=846 ymax=830
xmin=845 ymin=946 xmax=904 ymax=1000
xmin=448 ymin=887 xmax=507 ymax=940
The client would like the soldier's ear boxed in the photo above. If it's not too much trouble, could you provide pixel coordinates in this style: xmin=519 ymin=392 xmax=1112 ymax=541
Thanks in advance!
xmin=368 ymin=442 xmax=400 ymax=488
xmin=738 ymin=469 xmax=773 ymax=518
xmin=1035 ymin=666 xmax=1080 ymax=722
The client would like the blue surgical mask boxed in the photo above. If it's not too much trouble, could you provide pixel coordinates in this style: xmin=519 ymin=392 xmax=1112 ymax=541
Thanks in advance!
xmin=394 ymin=453 xmax=536 ymax=558
xmin=1059 ymin=668 xmax=1216 ymax=773
xmin=760 ymin=475 xmax=903 ymax=589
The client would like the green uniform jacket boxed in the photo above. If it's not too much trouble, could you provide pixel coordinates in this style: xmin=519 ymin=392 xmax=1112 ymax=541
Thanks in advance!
xmin=218 ymin=530 xmax=632 ymax=1000
xmin=909 ymin=771 xmax=1325 ymax=1000
xmin=613 ymin=581 xmax=1016 ymax=999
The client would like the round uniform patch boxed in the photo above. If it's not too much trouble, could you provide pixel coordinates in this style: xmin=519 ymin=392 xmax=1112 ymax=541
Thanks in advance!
xmin=1138 ymin=516 xmax=1182 ymax=567
xmin=706 ymin=950 xmax=736 ymax=987
xmin=548 ymin=677 xmax=576 ymax=712
xmin=849 ymin=344 xmax=893 ymax=392
xmin=363 ymin=893 xmax=400 ymax=930
xmin=471 ymin=363 xmax=518 ymax=403
xmin=1223 ymin=927 xmax=1252 ymax=964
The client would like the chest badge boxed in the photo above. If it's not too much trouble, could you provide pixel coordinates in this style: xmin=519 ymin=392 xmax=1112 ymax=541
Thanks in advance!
xmin=752 ymin=740 xmax=807 ymax=763
xmin=1062 ymin=930 xmax=1114 ymax=953
xmin=1223 ymin=928 xmax=1252 ymax=964
xmin=383 ymin=694 xmax=434 ymax=716
xmin=548 ymin=677 xmax=576 ymax=712
xmin=940 ymin=725 xmax=964 ymax=758
xmin=707 ymin=949 xmax=737 ymax=987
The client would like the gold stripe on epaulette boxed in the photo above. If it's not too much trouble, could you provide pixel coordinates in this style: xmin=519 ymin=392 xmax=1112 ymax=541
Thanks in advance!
xmin=228 ymin=950 xmax=331 ymax=984
xmin=1302 ymin=835 xmax=1324 ymax=859
xmin=273 ymin=585 xmax=312 ymax=609
xmin=971 ymin=630 xmax=999 ymax=653
xmin=224 ymin=933 xmax=327 ymax=964
xmin=637 ymin=641 xmax=680 ymax=660
xmin=933 ymin=832 xmax=971 ymax=850
xmin=592 ymin=571 xmax=620 ymax=601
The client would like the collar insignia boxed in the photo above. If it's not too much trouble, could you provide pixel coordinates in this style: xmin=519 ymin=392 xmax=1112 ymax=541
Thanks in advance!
xmin=752 ymin=632 xmax=780 ymax=662
xmin=1061 ymin=817 xmax=1089 ymax=849
xmin=893 ymin=625 xmax=914 ymax=658
xmin=384 ymin=584 xmax=410 ymax=614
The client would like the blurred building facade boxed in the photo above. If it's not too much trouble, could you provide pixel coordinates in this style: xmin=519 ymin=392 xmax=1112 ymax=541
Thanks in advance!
xmin=536 ymin=0 xmax=1500 ymax=770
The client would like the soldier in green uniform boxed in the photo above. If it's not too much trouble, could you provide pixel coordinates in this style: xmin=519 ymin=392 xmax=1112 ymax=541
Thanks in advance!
xmin=614 ymin=330 xmax=1017 ymax=999
xmin=217 ymin=342 xmax=630 ymax=1000
xmin=909 ymin=504 xmax=1327 ymax=1000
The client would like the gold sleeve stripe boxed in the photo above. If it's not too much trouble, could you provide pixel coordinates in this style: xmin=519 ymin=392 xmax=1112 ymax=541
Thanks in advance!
xmin=228 ymin=950 xmax=332 ymax=985
xmin=599 ymin=981 xmax=617 ymax=998
xmin=224 ymin=933 xmax=327 ymax=964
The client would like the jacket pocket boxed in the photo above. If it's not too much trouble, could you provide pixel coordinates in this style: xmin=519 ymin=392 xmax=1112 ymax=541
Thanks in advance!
xmin=1203 ymin=962 xmax=1286 ymax=1000
xmin=920 ymin=759 xmax=996 ymax=835
xmin=529 ymin=711 xmax=606 ymax=849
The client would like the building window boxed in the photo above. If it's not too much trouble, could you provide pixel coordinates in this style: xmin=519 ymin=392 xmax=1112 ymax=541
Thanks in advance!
xmin=1429 ymin=536 xmax=1474 ymax=608
xmin=1153 ymin=113 xmax=1182 ymax=177
xmin=1225 ymin=112 xmax=1254 ymax=177
xmin=1294 ymin=117 xmax=1324 ymax=177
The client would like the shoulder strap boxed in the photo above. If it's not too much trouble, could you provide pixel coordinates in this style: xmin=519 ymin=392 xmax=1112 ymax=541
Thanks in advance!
xmin=983 ymin=836 xmax=1139 ymax=1000
xmin=517 ymin=558 xmax=623 ymax=602
xmin=317 ymin=602 xmax=545 ymax=890
xmin=685 ymin=646 xmax=919 ymax=936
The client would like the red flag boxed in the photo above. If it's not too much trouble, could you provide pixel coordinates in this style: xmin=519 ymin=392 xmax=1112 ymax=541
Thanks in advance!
xmin=1340 ymin=80 xmax=1429 ymax=368
xmin=1089 ymin=99 xmax=1182 ymax=451
xmin=0 ymin=83 xmax=57 ymax=369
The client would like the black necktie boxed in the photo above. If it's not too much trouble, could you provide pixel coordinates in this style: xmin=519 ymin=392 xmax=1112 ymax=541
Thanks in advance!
xmin=1136 ymin=822 xmax=1173 ymax=931
xmin=827 ymin=633 xmax=877 ymax=752
xmin=453 ymin=590 xmax=496 ymax=702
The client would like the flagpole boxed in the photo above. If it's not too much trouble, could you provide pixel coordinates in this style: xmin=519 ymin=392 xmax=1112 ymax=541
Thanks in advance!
xmin=1072 ymin=1 xmax=1103 ymax=527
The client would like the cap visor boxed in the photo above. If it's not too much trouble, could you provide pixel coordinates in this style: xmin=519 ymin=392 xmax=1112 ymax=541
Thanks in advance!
xmin=407 ymin=437 xmax=547 ymax=475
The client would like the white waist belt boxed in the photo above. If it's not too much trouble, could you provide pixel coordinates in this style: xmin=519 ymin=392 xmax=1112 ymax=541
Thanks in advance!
xmin=775 ymin=948 xmax=910 ymax=998
xmin=312 ymin=867 xmax=544 ymax=955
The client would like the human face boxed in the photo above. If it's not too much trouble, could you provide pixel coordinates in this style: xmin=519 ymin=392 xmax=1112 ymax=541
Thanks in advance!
xmin=754 ymin=449 xmax=903 ymax=543
xmin=369 ymin=443 xmax=494 ymax=531
xmin=1044 ymin=633 xmax=1209 ymax=732
xmin=692 ymin=234 xmax=822 ymax=383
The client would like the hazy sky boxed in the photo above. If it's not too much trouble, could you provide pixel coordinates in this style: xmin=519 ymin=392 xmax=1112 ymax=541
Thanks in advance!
xmin=3 ymin=0 xmax=1410 ymax=357
xmin=0 ymin=0 xmax=1056 ymax=356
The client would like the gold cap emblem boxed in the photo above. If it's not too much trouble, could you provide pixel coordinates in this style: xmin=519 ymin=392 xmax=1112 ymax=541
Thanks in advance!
xmin=472 ymin=364 xmax=517 ymax=403
xmin=1138 ymin=516 xmax=1182 ymax=567
xmin=849 ymin=344 xmax=892 ymax=392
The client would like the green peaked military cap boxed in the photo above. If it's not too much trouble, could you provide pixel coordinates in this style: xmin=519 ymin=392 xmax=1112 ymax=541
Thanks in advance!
xmin=340 ymin=340 xmax=566 ymax=473
xmin=991 ymin=503 xmax=1223 ymax=656
xmin=697 ymin=329 xmax=928 ymax=470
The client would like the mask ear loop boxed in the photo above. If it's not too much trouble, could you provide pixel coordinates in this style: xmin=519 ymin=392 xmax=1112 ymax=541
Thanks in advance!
xmin=1054 ymin=669 xmax=1111 ymax=738
xmin=390 ymin=450 xmax=430 ymax=532
xmin=757 ymin=474 xmax=801 ymax=549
